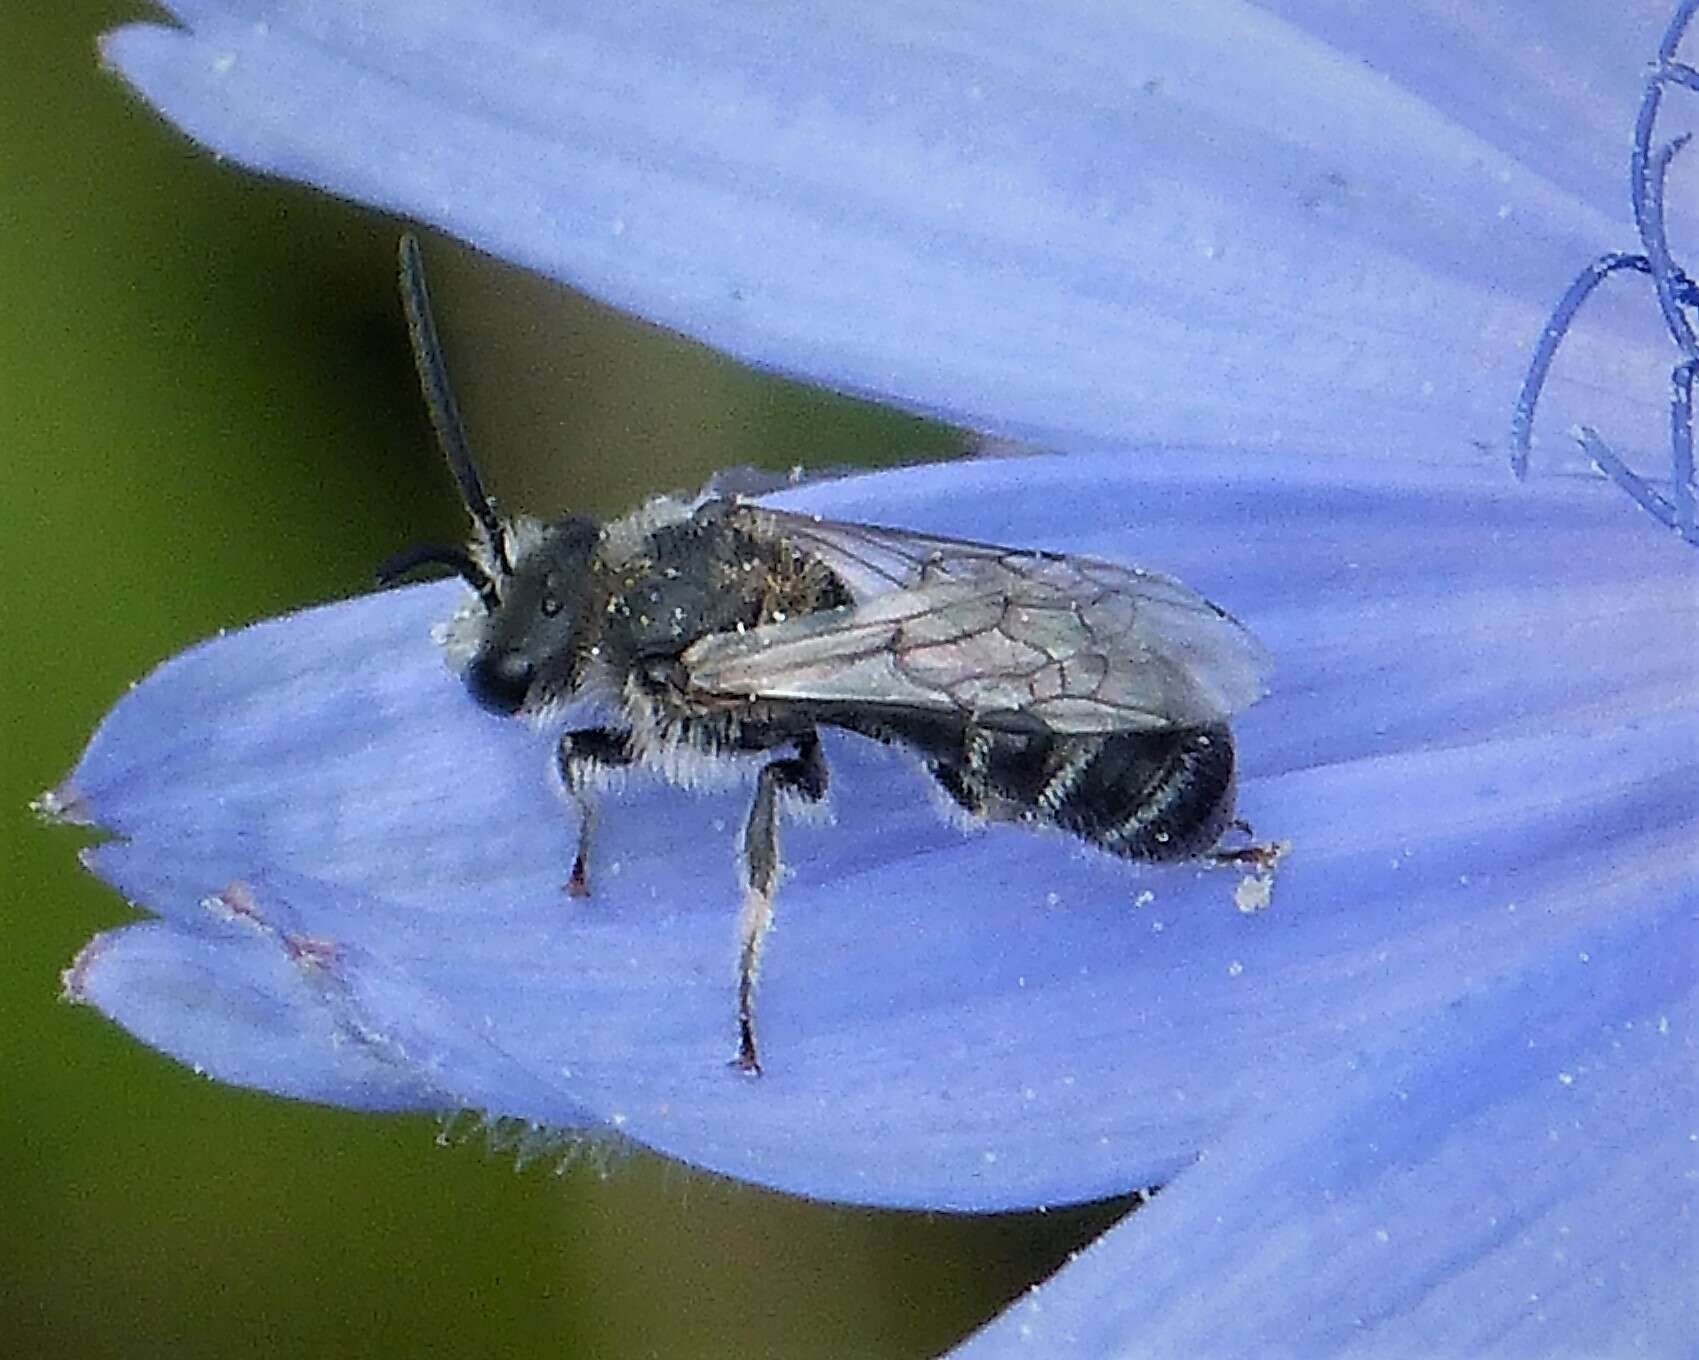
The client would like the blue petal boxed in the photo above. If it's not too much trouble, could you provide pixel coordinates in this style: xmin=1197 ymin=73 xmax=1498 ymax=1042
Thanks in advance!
xmin=955 ymin=889 xmax=1698 ymax=1357
xmin=65 ymin=0 xmax=1699 ymax=1348
xmin=54 ymin=452 xmax=1697 ymax=1217
xmin=102 ymin=2 xmax=1677 ymax=460
xmin=66 ymin=919 xmax=443 ymax=1113
xmin=68 ymin=872 xmax=599 ymax=1125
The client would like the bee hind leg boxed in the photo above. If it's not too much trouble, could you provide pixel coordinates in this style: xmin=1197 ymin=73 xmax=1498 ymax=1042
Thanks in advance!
xmin=1205 ymin=819 xmax=1289 ymax=873
xmin=557 ymin=727 xmax=634 ymax=896
xmin=735 ymin=731 xmax=828 ymax=1075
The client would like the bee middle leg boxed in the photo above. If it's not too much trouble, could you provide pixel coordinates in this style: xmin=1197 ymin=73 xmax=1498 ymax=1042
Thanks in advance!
xmin=735 ymin=730 xmax=828 ymax=1075
xmin=556 ymin=727 xmax=634 ymax=896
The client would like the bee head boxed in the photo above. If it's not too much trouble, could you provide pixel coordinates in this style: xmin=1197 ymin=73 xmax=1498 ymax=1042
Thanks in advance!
xmin=463 ymin=515 xmax=600 ymax=715
xmin=380 ymin=235 xmax=604 ymax=718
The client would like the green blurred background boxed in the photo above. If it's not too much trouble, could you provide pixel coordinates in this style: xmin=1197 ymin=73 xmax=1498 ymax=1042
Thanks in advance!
xmin=3 ymin=5 xmax=1130 ymax=1356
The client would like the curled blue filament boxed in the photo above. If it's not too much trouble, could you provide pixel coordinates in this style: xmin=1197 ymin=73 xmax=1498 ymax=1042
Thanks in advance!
xmin=1513 ymin=0 xmax=1699 ymax=545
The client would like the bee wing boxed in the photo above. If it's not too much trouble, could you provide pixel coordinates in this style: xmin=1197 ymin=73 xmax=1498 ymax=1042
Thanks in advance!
xmin=689 ymin=506 xmax=1271 ymax=733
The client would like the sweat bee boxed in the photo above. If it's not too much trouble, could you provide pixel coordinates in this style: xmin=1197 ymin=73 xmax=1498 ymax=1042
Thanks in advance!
xmin=383 ymin=236 xmax=1282 ymax=1073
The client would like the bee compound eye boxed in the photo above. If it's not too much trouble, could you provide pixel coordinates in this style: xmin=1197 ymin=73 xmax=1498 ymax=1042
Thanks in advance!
xmin=467 ymin=649 xmax=534 ymax=715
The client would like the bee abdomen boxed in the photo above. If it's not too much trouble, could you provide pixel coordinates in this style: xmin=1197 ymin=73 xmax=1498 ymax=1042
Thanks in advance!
xmin=1045 ymin=725 xmax=1236 ymax=862
xmin=830 ymin=709 xmax=1237 ymax=864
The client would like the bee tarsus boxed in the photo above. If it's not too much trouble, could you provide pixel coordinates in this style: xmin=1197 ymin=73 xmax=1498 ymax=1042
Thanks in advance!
xmin=1205 ymin=835 xmax=1289 ymax=874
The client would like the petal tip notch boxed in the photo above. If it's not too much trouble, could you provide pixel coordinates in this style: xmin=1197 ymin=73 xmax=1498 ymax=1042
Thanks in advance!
xmin=31 ymin=783 xmax=91 ymax=828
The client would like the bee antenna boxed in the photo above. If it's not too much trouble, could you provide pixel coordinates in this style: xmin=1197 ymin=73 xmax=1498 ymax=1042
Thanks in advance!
xmin=374 ymin=544 xmax=503 ymax=613
xmin=397 ymin=233 xmax=514 ymax=579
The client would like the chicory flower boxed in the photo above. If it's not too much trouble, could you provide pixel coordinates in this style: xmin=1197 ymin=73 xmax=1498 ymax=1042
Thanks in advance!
xmin=47 ymin=2 xmax=1697 ymax=1355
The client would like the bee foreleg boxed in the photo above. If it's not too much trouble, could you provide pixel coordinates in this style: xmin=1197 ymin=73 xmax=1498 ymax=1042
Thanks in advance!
xmin=556 ymin=727 xmax=634 ymax=896
xmin=735 ymin=731 xmax=828 ymax=1075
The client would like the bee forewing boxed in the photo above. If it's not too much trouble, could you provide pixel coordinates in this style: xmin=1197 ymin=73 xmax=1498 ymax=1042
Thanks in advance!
xmin=726 ymin=504 xmax=964 ymax=596
xmin=690 ymin=509 xmax=1271 ymax=733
